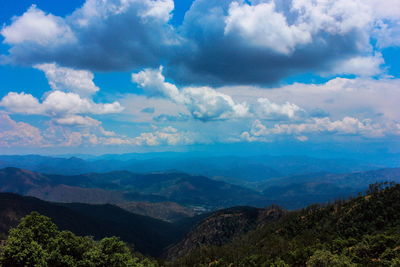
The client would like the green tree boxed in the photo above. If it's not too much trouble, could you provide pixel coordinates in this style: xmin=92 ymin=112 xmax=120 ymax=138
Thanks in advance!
xmin=306 ymin=250 xmax=356 ymax=267
xmin=0 ymin=212 xmax=157 ymax=267
xmin=0 ymin=212 xmax=55 ymax=267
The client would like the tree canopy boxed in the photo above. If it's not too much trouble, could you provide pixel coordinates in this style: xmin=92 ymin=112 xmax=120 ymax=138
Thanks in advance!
xmin=0 ymin=212 xmax=157 ymax=267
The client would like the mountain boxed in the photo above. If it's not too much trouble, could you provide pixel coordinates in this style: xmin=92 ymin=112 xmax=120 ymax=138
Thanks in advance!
xmin=0 ymin=192 xmax=204 ymax=256
xmin=261 ymin=167 xmax=400 ymax=209
xmin=0 ymin=154 xmax=383 ymax=184
xmin=117 ymin=201 xmax=196 ymax=222
xmin=168 ymin=183 xmax=400 ymax=266
xmin=165 ymin=205 xmax=285 ymax=260
xmin=0 ymin=167 xmax=273 ymax=210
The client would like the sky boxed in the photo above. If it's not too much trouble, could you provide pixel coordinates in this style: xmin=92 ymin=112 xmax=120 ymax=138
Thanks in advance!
xmin=0 ymin=0 xmax=399 ymax=157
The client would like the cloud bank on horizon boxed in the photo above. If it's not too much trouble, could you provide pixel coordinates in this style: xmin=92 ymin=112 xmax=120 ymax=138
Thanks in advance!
xmin=0 ymin=0 xmax=399 ymax=154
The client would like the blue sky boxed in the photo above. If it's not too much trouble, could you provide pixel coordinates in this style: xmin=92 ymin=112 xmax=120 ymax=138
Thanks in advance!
xmin=0 ymin=0 xmax=399 ymax=157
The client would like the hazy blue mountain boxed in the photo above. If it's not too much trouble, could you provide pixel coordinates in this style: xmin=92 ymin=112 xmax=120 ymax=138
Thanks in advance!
xmin=0 ymin=167 xmax=273 ymax=210
xmin=261 ymin=167 xmax=400 ymax=209
xmin=0 ymin=154 xmax=385 ymax=184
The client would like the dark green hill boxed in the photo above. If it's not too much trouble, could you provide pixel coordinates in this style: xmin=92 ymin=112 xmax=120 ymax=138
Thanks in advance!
xmin=0 ymin=193 xmax=202 ymax=257
xmin=169 ymin=182 xmax=400 ymax=266
xmin=165 ymin=205 xmax=285 ymax=260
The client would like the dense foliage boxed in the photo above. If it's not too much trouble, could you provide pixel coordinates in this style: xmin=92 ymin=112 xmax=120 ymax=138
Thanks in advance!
xmin=0 ymin=212 xmax=157 ymax=267
xmin=2 ymin=182 xmax=400 ymax=266
xmin=167 ymin=182 xmax=400 ymax=266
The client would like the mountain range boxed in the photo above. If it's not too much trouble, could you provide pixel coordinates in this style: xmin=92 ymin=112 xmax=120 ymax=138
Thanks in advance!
xmin=0 ymin=154 xmax=386 ymax=185
xmin=0 ymin=167 xmax=273 ymax=212
xmin=1 ymin=165 xmax=399 ymax=213
xmin=260 ymin=167 xmax=400 ymax=209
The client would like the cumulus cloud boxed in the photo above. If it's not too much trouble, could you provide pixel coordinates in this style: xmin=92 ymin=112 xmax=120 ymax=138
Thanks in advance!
xmin=132 ymin=67 xmax=304 ymax=121
xmin=166 ymin=0 xmax=396 ymax=85
xmin=0 ymin=113 xmax=44 ymax=147
xmin=182 ymin=86 xmax=249 ymax=121
xmin=224 ymin=1 xmax=311 ymax=55
xmin=327 ymin=54 xmax=384 ymax=77
xmin=132 ymin=67 xmax=249 ymax=121
xmin=132 ymin=66 xmax=183 ymax=101
xmin=1 ymin=5 xmax=75 ymax=46
xmin=53 ymin=115 xmax=101 ymax=126
xmin=242 ymin=117 xmax=400 ymax=142
xmin=1 ymin=0 xmax=399 ymax=85
xmin=1 ymin=0 xmax=176 ymax=70
xmin=35 ymin=63 xmax=99 ymax=96
xmin=0 ymin=91 xmax=123 ymax=116
xmin=132 ymin=67 xmax=308 ymax=122
xmin=132 ymin=66 xmax=308 ymax=121
xmin=0 ymin=113 xmax=129 ymax=148
xmin=220 ymin=77 xmax=400 ymax=123
xmin=0 ymin=62 xmax=125 ymax=147
xmin=253 ymin=98 xmax=303 ymax=120
xmin=0 ymin=92 xmax=44 ymax=114
xmin=131 ymin=126 xmax=197 ymax=146
xmin=0 ymin=63 xmax=123 ymax=121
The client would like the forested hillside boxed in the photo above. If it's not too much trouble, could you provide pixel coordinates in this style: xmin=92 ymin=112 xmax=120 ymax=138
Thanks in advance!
xmin=167 ymin=182 xmax=400 ymax=266
xmin=0 ymin=193 xmax=203 ymax=256
xmin=1 ymin=183 xmax=400 ymax=266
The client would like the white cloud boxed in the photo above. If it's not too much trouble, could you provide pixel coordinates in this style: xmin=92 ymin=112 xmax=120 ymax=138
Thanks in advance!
xmin=0 ymin=113 xmax=44 ymax=147
xmin=291 ymin=0 xmax=372 ymax=35
xmin=132 ymin=66 xmax=183 ymax=101
xmin=0 ymin=91 xmax=123 ymax=116
xmin=54 ymin=115 xmax=101 ymax=126
xmin=131 ymin=126 xmax=197 ymax=146
xmin=140 ymin=0 xmax=174 ymax=22
xmin=0 ymin=92 xmax=44 ymax=114
xmin=181 ymin=86 xmax=249 ymax=121
xmin=242 ymin=116 xmax=400 ymax=142
xmin=373 ymin=20 xmax=400 ymax=48
xmin=1 ymin=5 xmax=75 ymax=45
xmin=329 ymin=54 xmax=384 ymax=77
xmin=35 ymin=63 xmax=99 ymax=97
xmin=224 ymin=1 xmax=311 ymax=54
xmin=132 ymin=67 xmax=307 ymax=122
xmin=0 ymin=58 xmax=127 ymax=148
xmin=220 ymin=77 xmax=400 ymax=123
xmin=365 ymin=0 xmax=400 ymax=19
xmin=254 ymin=98 xmax=303 ymax=120
xmin=132 ymin=67 xmax=249 ymax=121
xmin=43 ymin=91 xmax=123 ymax=115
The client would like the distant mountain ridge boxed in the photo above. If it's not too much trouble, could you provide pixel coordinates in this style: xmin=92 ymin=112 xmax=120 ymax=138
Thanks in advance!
xmin=1 ymin=165 xmax=399 ymax=211
xmin=0 ymin=167 xmax=273 ymax=210
xmin=261 ymin=167 xmax=400 ymax=209
xmin=0 ymin=154 xmax=384 ymax=183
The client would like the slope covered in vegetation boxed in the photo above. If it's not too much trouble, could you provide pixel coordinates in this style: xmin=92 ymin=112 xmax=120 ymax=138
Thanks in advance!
xmin=168 ymin=182 xmax=400 ymax=266
xmin=0 ymin=212 xmax=157 ymax=267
